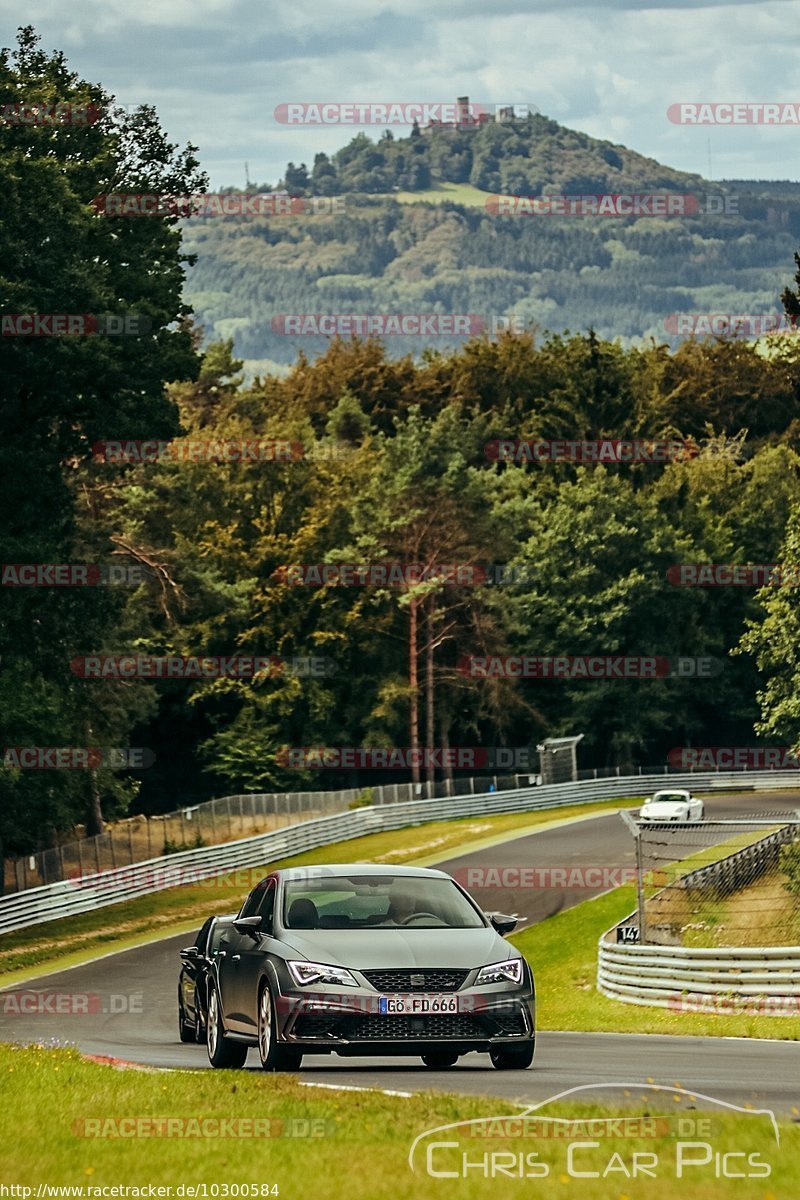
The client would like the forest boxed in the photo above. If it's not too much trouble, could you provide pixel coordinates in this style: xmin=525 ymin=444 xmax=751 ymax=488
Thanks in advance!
xmin=4 ymin=29 xmax=800 ymax=865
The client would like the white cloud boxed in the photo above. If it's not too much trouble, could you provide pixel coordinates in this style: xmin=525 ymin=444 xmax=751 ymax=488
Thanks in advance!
xmin=3 ymin=0 xmax=799 ymax=185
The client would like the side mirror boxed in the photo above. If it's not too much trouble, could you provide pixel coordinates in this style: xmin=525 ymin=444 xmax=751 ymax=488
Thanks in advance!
xmin=487 ymin=912 xmax=518 ymax=937
xmin=234 ymin=915 xmax=263 ymax=940
xmin=179 ymin=946 xmax=201 ymax=962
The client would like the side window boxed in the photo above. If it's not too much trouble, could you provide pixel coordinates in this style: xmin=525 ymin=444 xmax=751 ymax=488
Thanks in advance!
xmin=194 ymin=917 xmax=213 ymax=954
xmin=239 ymin=884 xmax=266 ymax=919
xmin=208 ymin=921 xmax=230 ymax=956
xmin=256 ymin=881 xmax=276 ymax=931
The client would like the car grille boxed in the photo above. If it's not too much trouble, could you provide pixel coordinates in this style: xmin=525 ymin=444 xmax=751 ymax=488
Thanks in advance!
xmin=292 ymin=1009 xmax=526 ymax=1042
xmin=293 ymin=1014 xmax=341 ymax=1039
xmin=344 ymin=1013 xmax=483 ymax=1040
xmin=361 ymin=969 xmax=469 ymax=992
xmin=489 ymin=1011 xmax=528 ymax=1035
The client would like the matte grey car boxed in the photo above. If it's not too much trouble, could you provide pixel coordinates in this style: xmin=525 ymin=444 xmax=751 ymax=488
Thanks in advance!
xmin=206 ymin=864 xmax=535 ymax=1072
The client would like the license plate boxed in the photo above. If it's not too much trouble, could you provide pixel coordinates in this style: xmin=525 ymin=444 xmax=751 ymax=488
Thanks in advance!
xmin=378 ymin=994 xmax=459 ymax=1015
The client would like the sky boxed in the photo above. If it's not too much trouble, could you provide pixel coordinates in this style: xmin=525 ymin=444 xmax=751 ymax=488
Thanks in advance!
xmin=3 ymin=0 xmax=799 ymax=190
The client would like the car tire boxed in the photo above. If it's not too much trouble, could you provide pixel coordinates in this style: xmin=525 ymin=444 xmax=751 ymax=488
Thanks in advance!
xmin=421 ymin=1051 xmax=459 ymax=1069
xmin=206 ymin=984 xmax=248 ymax=1069
xmin=178 ymin=995 xmax=195 ymax=1044
xmin=258 ymin=983 xmax=303 ymax=1072
xmin=490 ymin=1038 xmax=535 ymax=1070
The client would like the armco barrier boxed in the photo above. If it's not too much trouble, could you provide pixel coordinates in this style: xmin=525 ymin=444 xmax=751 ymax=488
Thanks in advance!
xmin=598 ymin=819 xmax=800 ymax=1011
xmin=1 ymin=769 xmax=799 ymax=937
xmin=598 ymin=941 xmax=800 ymax=1009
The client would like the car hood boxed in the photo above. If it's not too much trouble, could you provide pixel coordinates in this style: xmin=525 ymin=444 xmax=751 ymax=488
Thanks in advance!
xmin=641 ymin=802 xmax=687 ymax=818
xmin=275 ymin=926 xmax=511 ymax=969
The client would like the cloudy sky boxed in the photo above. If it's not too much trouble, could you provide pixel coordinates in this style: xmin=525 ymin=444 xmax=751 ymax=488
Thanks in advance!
xmin=3 ymin=0 xmax=799 ymax=189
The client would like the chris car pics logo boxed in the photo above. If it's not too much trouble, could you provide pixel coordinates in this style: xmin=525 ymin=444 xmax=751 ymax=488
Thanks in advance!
xmin=409 ymin=1084 xmax=778 ymax=1181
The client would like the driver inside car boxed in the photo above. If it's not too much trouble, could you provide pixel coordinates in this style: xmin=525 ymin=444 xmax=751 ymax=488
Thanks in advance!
xmin=385 ymin=890 xmax=417 ymax=924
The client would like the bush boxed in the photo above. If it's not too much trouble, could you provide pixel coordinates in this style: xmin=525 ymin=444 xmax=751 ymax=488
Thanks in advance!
xmin=348 ymin=789 xmax=374 ymax=810
xmin=779 ymin=840 xmax=800 ymax=898
xmin=162 ymin=833 xmax=206 ymax=855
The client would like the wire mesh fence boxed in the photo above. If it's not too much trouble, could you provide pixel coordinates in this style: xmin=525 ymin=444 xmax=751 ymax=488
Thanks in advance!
xmin=624 ymin=812 xmax=800 ymax=947
xmin=1 ymin=770 xmax=540 ymax=894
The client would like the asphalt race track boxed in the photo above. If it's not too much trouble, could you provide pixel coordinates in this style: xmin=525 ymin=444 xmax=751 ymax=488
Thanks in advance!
xmin=2 ymin=790 xmax=799 ymax=1112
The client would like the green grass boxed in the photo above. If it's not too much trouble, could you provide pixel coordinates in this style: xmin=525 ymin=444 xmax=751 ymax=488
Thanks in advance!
xmin=0 ymin=1044 xmax=796 ymax=1199
xmin=381 ymin=181 xmax=494 ymax=207
xmin=512 ymin=885 xmax=800 ymax=1040
xmin=0 ymin=800 xmax=630 ymax=983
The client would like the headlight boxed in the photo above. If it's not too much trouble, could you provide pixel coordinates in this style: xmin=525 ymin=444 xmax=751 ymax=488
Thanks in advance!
xmin=476 ymin=957 xmax=524 ymax=986
xmin=287 ymin=960 xmax=359 ymax=987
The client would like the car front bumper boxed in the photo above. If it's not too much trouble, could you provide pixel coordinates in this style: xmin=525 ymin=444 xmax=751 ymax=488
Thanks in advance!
xmin=270 ymin=974 xmax=535 ymax=1055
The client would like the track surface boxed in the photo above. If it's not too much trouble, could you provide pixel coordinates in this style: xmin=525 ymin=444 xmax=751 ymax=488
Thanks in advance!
xmin=2 ymin=790 xmax=799 ymax=1111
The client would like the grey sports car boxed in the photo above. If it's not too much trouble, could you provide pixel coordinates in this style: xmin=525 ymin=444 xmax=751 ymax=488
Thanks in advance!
xmin=206 ymin=864 xmax=535 ymax=1072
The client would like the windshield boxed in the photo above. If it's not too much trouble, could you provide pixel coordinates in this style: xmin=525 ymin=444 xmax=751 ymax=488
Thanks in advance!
xmin=282 ymin=875 xmax=485 ymax=930
xmin=649 ymin=793 xmax=687 ymax=804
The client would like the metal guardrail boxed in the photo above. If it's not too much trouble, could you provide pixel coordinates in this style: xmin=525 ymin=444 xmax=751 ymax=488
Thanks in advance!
xmin=598 ymin=942 xmax=800 ymax=1008
xmin=681 ymin=826 xmax=796 ymax=897
xmin=598 ymin=819 xmax=800 ymax=1012
xmin=2 ymin=768 xmax=799 ymax=938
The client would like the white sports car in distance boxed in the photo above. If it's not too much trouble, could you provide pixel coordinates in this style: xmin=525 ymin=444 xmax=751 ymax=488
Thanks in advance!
xmin=638 ymin=789 xmax=704 ymax=823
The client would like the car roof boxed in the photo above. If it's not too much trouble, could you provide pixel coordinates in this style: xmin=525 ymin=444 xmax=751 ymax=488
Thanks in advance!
xmin=652 ymin=789 xmax=690 ymax=797
xmin=270 ymin=864 xmax=452 ymax=882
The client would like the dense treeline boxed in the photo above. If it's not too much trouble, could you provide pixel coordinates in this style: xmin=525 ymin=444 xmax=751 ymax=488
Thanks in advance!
xmin=279 ymin=115 xmax=703 ymax=197
xmin=183 ymin=190 xmax=800 ymax=364
xmin=5 ymin=30 xmax=800 ymax=870
xmin=25 ymin=325 xmax=800 ymax=850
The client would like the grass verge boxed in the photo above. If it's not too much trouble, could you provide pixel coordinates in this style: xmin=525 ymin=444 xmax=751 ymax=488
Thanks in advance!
xmin=0 ymin=1044 xmax=796 ymax=1199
